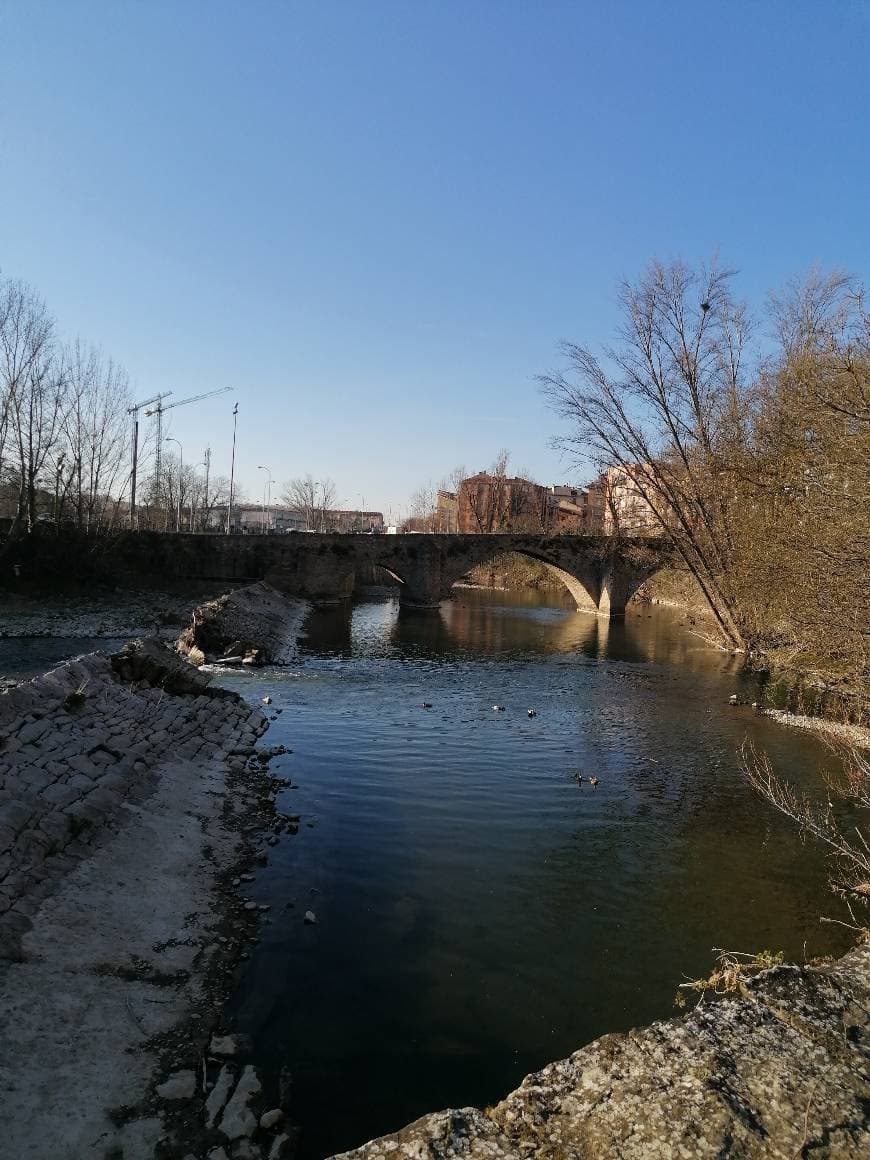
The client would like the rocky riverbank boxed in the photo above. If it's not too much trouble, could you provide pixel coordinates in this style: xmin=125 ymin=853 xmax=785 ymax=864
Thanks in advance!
xmin=335 ymin=941 xmax=870 ymax=1158
xmin=0 ymin=635 xmax=300 ymax=1159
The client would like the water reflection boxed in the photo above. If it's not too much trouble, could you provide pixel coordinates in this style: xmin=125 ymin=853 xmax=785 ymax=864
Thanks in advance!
xmin=223 ymin=592 xmax=846 ymax=1160
xmin=304 ymin=591 xmax=745 ymax=675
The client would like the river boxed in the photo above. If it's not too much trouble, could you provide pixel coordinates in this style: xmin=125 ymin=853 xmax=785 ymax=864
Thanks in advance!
xmin=213 ymin=590 xmax=851 ymax=1158
xmin=0 ymin=590 xmax=852 ymax=1158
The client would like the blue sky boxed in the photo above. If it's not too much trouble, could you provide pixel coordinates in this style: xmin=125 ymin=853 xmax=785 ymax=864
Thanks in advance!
xmin=1 ymin=1 xmax=867 ymax=519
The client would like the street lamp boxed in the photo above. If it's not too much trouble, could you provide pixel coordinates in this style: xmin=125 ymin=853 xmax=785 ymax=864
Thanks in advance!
xmin=165 ymin=437 xmax=183 ymax=532
xmin=257 ymin=465 xmax=272 ymax=534
xmin=358 ymin=492 xmax=366 ymax=533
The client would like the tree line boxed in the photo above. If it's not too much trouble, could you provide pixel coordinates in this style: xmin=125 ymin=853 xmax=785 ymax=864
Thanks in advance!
xmin=0 ymin=277 xmax=133 ymax=534
xmin=0 ymin=274 xmax=239 ymax=534
xmin=541 ymin=258 xmax=869 ymax=708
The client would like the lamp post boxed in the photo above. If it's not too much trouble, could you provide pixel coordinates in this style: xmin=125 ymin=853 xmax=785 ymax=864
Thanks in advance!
xmin=257 ymin=465 xmax=272 ymax=534
xmin=358 ymin=493 xmax=366 ymax=532
xmin=165 ymin=437 xmax=183 ymax=532
xmin=226 ymin=403 xmax=238 ymax=535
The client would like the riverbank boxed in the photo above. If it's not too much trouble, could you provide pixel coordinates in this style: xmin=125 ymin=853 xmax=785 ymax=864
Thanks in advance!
xmin=0 ymin=633 xmax=301 ymax=1158
xmin=761 ymin=708 xmax=870 ymax=750
xmin=0 ymin=583 xmax=231 ymax=641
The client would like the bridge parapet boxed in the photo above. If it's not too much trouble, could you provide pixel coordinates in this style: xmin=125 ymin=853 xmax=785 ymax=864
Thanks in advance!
xmin=88 ymin=531 xmax=672 ymax=617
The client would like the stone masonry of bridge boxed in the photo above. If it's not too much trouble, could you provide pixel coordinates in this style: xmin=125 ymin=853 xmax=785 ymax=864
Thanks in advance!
xmin=21 ymin=531 xmax=672 ymax=616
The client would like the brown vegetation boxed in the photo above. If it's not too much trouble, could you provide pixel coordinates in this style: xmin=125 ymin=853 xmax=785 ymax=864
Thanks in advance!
xmin=541 ymin=259 xmax=869 ymax=712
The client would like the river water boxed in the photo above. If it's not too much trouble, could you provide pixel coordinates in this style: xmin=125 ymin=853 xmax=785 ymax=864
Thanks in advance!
xmin=0 ymin=591 xmax=852 ymax=1157
xmin=214 ymin=591 xmax=851 ymax=1158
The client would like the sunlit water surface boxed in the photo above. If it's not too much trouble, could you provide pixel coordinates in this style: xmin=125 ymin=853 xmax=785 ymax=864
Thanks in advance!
xmin=213 ymin=592 xmax=851 ymax=1159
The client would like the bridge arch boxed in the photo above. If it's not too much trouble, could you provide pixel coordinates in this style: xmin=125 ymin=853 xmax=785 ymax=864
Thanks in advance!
xmin=442 ymin=547 xmax=600 ymax=611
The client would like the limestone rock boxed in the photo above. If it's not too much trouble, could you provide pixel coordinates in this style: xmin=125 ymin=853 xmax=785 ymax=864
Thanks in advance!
xmin=219 ymin=1064 xmax=262 ymax=1140
xmin=269 ymin=1134 xmax=294 ymax=1160
xmin=205 ymin=1064 xmax=236 ymax=1128
xmin=210 ymin=1033 xmax=250 ymax=1057
xmin=260 ymin=1108 xmax=284 ymax=1130
xmin=155 ymin=1069 xmax=197 ymax=1100
xmin=231 ymin=1141 xmax=262 ymax=1160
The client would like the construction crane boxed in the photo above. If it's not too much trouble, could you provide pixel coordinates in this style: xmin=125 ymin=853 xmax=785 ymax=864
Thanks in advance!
xmin=145 ymin=387 xmax=232 ymax=519
xmin=127 ymin=392 xmax=172 ymax=529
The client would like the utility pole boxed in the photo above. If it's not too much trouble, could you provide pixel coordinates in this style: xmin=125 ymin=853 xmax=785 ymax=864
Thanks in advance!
xmin=227 ymin=402 xmax=238 ymax=534
xmin=200 ymin=446 xmax=211 ymax=532
xmin=257 ymin=465 xmax=272 ymax=534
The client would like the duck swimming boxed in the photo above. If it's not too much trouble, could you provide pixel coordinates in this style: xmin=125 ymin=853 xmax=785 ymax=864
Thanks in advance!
xmin=492 ymin=704 xmax=505 ymax=712
xmin=527 ymin=708 xmax=537 ymax=718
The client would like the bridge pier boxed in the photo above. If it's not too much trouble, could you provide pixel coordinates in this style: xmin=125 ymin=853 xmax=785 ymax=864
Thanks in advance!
xmin=597 ymin=572 xmax=630 ymax=618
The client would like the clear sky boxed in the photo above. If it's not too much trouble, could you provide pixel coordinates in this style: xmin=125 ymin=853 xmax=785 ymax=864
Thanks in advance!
xmin=1 ymin=1 xmax=867 ymax=520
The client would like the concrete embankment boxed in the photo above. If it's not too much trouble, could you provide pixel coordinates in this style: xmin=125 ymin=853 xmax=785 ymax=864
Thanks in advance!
xmin=0 ymin=635 xmax=298 ymax=1159
xmin=335 ymin=942 xmax=870 ymax=1158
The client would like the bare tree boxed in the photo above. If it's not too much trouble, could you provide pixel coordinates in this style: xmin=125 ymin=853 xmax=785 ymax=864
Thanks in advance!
xmin=0 ymin=278 xmax=65 ymax=533
xmin=58 ymin=339 xmax=131 ymax=531
xmin=540 ymin=258 xmax=752 ymax=650
xmin=409 ymin=481 xmax=436 ymax=532
xmin=280 ymin=474 xmax=337 ymax=531
xmin=733 ymin=272 xmax=869 ymax=692
xmin=742 ymin=738 xmax=870 ymax=916
xmin=191 ymin=472 xmax=232 ymax=531
xmin=439 ymin=464 xmax=468 ymax=494
xmin=462 ymin=449 xmax=511 ymax=533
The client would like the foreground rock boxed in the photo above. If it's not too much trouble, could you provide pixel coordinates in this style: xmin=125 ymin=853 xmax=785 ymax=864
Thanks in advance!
xmin=176 ymin=581 xmax=310 ymax=667
xmin=334 ymin=943 xmax=870 ymax=1158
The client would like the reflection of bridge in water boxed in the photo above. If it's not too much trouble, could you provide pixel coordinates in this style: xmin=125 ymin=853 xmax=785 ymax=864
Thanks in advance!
xmin=307 ymin=593 xmax=745 ymax=674
xmin=117 ymin=531 xmax=673 ymax=617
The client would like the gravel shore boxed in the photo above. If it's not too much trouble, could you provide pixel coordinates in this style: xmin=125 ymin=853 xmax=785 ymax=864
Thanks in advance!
xmin=0 ymin=584 xmax=231 ymax=640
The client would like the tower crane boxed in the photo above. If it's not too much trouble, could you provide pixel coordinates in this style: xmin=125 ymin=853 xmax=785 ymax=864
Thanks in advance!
xmin=127 ymin=392 xmax=172 ymax=528
xmin=144 ymin=387 xmax=232 ymax=519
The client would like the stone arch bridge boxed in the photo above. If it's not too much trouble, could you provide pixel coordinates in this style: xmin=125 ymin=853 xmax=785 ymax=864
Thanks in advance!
xmin=106 ymin=532 xmax=673 ymax=616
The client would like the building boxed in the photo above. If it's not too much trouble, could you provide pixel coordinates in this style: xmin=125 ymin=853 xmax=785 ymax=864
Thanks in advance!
xmin=325 ymin=509 xmax=385 ymax=533
xmin=407 ymin=469 xmax=660 ymax=537
xmin=457 ymin=472 xmax=551 ymax=533
xmin=545 ymin=485 xmax=598 ymax=532
xmin=600 ymin=467 xmax=660 ymax=536
xmin=434 ymin=490 xmax=459 ymax=533
xmin=233 ymin=504 xmax=307 ymax=533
